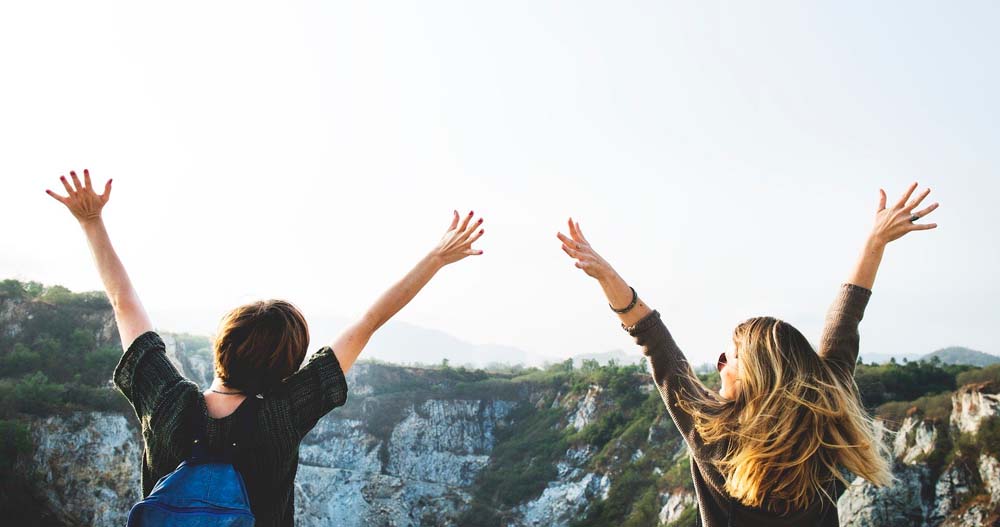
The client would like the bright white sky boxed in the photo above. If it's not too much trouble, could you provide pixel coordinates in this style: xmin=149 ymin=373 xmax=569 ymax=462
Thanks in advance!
xmin=2 ymin=1 xmax=997 ymax=366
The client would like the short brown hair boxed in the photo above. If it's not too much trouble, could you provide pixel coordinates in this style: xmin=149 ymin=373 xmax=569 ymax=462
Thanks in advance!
xmin=213 ymin=299 xmax=310 ymax=394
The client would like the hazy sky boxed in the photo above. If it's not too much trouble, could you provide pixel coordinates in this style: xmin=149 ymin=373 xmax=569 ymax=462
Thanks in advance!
xmin=3 ymin=1 xmax=997 ymax=366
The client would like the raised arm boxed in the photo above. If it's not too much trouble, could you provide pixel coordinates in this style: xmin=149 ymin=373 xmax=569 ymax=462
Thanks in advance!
xmin=330 ymin=210 xmax=485 ymax=373
xmin=46 ymin=170 xmax=152 ymax=352
xmin=820 ymin=183 xmax=939 ymax=373
xmin=557 ymin=219 xmax=707 ymax=446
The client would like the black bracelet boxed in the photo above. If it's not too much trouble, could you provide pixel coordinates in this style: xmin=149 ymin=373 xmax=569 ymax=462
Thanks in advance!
xmin=610 ymin=286 xmax=638 ymax=314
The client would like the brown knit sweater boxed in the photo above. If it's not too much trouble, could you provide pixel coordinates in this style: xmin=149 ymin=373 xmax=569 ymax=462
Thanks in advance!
xmin=114 ymin=332 xmax=348 ymax=527
xmin=625 ymin=283 xmax=872 ymax=527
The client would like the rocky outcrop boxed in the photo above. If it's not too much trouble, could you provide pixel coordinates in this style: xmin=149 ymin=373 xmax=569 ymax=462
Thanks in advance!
xmin=25 ymin=412 xmax=141 ymax=527
xmin=893 ymin=414 xmax=939 ymax=464
xmin=15 ymin=333 xmax=1000 ymax=527
xmin=386 ymin=400 xmax=515 ymax=487
xmin=930 ymin=463 xmax=976 ymax=524
xmin=569 ymin=385 xmax=604 ymax=430
xmin=295 ymin=398 xmax=518 ymax=526
xmin=160 ymin=333 xmax=214 ymax=388
xmin=838 ymin=464 xmax=928 ymax=527
xmin=839 ymin=382 xmax=1000 ymax=527
xmin=658 ymin=491 xmax=696 ymax=525
xmin=980 ymin=454 xmax=1000 ymax=506
xmin=516 ymin=446 xmax=610 ymax=527
xmin=951 ymin=382 xmax=1000 ymax=435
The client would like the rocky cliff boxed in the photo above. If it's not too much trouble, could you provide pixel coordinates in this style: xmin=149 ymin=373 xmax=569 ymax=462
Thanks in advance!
xmin=838 ymin=382 xmax=1000 ymax=527
xmin=4 ymin=284 xmax=1000 ymax=527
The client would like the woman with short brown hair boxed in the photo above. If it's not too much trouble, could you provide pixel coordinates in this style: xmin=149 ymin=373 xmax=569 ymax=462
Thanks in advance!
xmin=46 ymin=169 xmax=486 ymax=527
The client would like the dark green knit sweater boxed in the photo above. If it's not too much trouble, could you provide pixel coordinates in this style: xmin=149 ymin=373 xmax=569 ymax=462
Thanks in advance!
xmin=626 ymin=283 xmax=873 ymax=527
xmin=114 ymin=332 xmax=348 ymax=527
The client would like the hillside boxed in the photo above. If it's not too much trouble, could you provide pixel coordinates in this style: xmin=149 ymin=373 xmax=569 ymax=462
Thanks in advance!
xmin=923 ymin=346 xmax=1000 ymax=367
xmin=2 ymin=278 xmax=1000 ymax=526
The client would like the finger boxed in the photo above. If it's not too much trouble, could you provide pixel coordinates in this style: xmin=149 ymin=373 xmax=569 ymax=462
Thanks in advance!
xmin=448 ymin=210 xmax=459 ymax=231
xmin=905 ymin=188 xmax=931 ymax=212
xmin=458 ymin=217 xmax=483 ymax=243
xmin=463 ymin=248 xmax=484 ymax=256
xmin=45 ymin=189 xmax=68 ymax=204
xmin=60 ymin=175 xmax=75 ymax=195
xmin=556 ymin=232 xmax=578 ymax=248
xmin=102 ymin=179 xmax=113 ymax=201
xmin=567 ymin=218 xmax=582 ymax=243
xmin=84 ymin=169 xmax=93 ymax=191
xmin=575 ymin=261 xmax=585 ymax=270
xmin=561 ymin=244 xmax=581 ymax=259
xmin=70 ymin=171 xmax=84 ymax=193
xmin=894 ymin=182 xmax=918 ymax=209
xmin=878 ymin=189 xmax=886 ymax=212
xmin=909 ymin=222 xmax=938 ymax=231
xmin=465 ymin=228 xmax=485 ymax=246
xmin=458 ymin=210 xmax=474 ymax=234
xmin=574 ymin=221 xmax=589 ymax=244
xmin=911 ymin=202 xmax=939 ymax=219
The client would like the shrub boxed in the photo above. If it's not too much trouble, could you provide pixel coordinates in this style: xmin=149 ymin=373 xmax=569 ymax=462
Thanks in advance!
xmin=12 ymin=372 xmax=66 ymax=415
xmin=956 ymin=365 xmax=1000 ymax=388
xmin=876 ymin=391 xmax=953 ymax=425
xmin=978 ymin=417 xmax=1000 ymax=458
xmin=0 ymin=344 xmax=41 ymax=376
xmin=665 ymin=505 xmax=699 ymax=527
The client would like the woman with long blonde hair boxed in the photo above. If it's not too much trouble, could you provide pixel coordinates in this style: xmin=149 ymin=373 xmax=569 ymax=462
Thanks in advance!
xmin=557 ymin=183 xmax=938 ymax=526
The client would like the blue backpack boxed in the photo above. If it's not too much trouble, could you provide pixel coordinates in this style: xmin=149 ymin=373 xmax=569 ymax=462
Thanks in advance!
xmin=126 ymin=396 xmax=261 ymax=526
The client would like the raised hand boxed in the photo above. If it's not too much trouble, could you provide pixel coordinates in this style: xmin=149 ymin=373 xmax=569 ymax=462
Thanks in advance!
xmin=557 ymin=218 xmax=614 ymax=280
xmin=46 ymin=169 xmax=112 ymax=224
xmin=556 ymin=217 xmax=650 ymax=325
xmin=431 ymin=210 xmax=485 ymax=265
xmin=870 ymin=183 xmax=939 ymax=246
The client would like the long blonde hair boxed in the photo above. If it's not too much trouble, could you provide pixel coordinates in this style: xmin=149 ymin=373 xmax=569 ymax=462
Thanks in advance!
xmin=678 ymin=316 xmax=892 ymax=512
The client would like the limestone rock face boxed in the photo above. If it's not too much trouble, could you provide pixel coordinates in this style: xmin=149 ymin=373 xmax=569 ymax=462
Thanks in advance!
xmin=386 ymin=399 xmax=515 ymax=487
xmin=979 ymin=454 xmax=1000 ymax=506
xmin=893 ymin=415 xmax=939 ymax=464
xmin=930 ymin=463 xmax=975 ymax=524
xmin=293 ymin=398 xmax=517 ymax=526
xmin=18 ymin=351 xmax=1000 ymax=527
xmin=658 ymin=491 xmax=696 ymax=525
xmin=838 ymin=381 xmax=1000 ymax=527
xmin=515 ymin=445 xmax=610 ymax=527
xmin=838 ymin=465 xmax=928 ymax=527
xmin=26 ymin=412 xmax=141 ymax=527
xmin=569 ymin=385 xmax=604 ymax=430
xmin=951 ymin=382 xmax=1000 ymax=435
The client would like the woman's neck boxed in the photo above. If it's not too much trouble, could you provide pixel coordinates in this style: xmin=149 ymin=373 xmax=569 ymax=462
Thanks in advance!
xmin=206 ymin=378 xmax=243 ymax=394
xmin=204 ymin=378 xmax=247 ymax=419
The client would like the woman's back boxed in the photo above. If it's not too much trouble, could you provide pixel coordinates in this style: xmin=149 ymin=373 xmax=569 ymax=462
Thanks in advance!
xmin=620 ymin=284 xmax=878 ymax=526
xmin=114 ymin=331 xmax=348 ymax=527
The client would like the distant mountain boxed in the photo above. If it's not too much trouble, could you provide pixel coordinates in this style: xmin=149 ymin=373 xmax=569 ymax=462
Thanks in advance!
xmin=307 ymin=314 xmax=553 ymax=368
xmin=921 ymin=346 xmax=1000 ymax=367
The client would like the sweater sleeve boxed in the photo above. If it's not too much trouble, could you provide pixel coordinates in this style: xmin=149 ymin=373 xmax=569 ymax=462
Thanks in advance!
xmin=113 ymin=331 xmax=188 ymax=427
xmin=626 ymin=310 xmax=711 ymax=457
xmin=280 ymin=347 xmax=349 ymax=437
xmin=817 ymin=283 xmax=873 ymax=377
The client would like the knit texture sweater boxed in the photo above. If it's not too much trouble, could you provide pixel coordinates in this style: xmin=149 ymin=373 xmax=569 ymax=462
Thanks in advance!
xmin=625 ymin=283 xmax=872 ymax=527
xmin=114 ymin=332 xmax=348 ymax=527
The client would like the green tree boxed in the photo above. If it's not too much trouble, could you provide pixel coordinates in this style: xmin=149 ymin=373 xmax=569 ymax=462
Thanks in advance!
xmin=13 ymin=372 xmax=65 ymax=415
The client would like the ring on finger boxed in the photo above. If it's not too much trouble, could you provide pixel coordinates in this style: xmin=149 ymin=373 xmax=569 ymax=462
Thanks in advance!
xmin=909 ymin=214 xmax=919 ymax=223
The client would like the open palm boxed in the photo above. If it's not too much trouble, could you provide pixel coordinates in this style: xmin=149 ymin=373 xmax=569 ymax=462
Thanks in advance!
xmin=46 ymin=169 xmax=112 ymax=224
